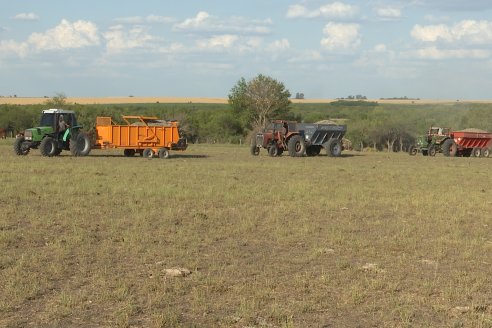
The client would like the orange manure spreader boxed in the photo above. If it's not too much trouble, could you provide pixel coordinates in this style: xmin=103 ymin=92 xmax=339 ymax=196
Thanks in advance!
xmin=93 ymin=116 xmax=187 ymax=158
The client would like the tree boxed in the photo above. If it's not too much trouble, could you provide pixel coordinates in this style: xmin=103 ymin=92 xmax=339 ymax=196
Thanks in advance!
xmin=45 ymin=92 xmax=68 ymax=108
xmin=228 ymin=74 xmax=291 ymax=129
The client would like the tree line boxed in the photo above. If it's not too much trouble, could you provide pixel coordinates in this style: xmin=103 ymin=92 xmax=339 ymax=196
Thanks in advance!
xmin=2 ymin=76 xmax=492 ymax=151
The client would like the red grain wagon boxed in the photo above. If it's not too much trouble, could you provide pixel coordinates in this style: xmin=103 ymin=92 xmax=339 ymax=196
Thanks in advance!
xmin=441 ymin=128 xmax=492 ymax=157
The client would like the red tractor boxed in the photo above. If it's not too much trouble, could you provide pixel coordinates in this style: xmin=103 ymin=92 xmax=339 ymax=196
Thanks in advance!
xmin=251 ymin=120 xmax=347 ymax=157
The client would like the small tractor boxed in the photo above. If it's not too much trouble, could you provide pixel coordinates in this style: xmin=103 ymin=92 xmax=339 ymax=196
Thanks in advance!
xmin=409 ymin=126 xmax=491 ymax=157
xmin=251 ymin=120 xmax=347 ymax=157
xmin=13 ymin=109 xmax=91 ymax=157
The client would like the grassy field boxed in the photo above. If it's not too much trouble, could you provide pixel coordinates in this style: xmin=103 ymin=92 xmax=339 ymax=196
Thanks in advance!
xmin=1 ymin=139 xmax=491 ymax=327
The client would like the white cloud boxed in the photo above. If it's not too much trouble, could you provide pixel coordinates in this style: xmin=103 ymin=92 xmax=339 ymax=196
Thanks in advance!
xmin=376 ymin=7 xmax=401 ymax=20
xmin=12 ymin=13 xmax=39 ymax=21
xmin=114 ymin=15 xmax=175 ymax=24
xmin=411 ymin=46 xmax=490 ymax=59
xmin=267 ymin=39 xmax=290 ymax=52
xmin=174 ymin=11 xmax=271 ymax=35
xmin=28 ymin=19 xmax=100 ymax=51
xmin=104 ymin=25 xmax=158 ymax=53
xmin=321 ymin=23 xmax=361 ymax=51
xmin=0 ymin=40 xmax=29 ymax=57
xmin=411 ymin=20 xmax=492 ymax=44
xmin=287 ymin=2 xmax=357 ymax=19
xmin=196 ymin=34 xmax=239 ymax=49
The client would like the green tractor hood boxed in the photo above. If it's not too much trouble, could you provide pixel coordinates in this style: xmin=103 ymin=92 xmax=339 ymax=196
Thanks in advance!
xmin=24 ymin=126 xmax=54 ymax=142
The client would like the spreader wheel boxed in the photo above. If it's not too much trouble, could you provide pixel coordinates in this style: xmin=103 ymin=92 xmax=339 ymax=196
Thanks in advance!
xmin=158 ymin=148 xmax=170 ymax=159
xmin=325 ymin=138 xmax=342 ymax=157
xmin=124 ymin=149 xmax=136 ymax=157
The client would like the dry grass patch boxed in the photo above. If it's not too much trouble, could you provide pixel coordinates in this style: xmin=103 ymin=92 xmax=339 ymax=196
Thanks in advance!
xmin=0 ymin=140 xmax=491 ymax=327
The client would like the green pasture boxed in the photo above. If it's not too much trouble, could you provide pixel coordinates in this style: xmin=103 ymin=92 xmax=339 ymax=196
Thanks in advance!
xmin=0 ymin=139 xmax=491 ymax=327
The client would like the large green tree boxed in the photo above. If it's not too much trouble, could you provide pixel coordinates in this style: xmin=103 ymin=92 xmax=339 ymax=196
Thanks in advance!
xmin=228 ymin=74 xmax=291 ymax=129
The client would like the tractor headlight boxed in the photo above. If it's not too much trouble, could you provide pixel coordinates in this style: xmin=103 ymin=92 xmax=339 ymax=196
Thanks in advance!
xmin=305 ymin=134 xmax=310 ymax=140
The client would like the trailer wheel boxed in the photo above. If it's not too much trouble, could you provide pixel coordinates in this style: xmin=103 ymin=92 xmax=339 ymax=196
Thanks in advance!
xmin=472 ymin=148 xmax=482 ymax=157
xmin=70 ymin=132 xmax=91 ymax=157
xmin=441 ymin=139 xmax=457 ymax=157
xmin=268 ymin=144 xmax=279 ymax=157
xmin=124 ymin=149 xmax=135 ymax=157
xmin=481 ymin=148 xmax=490 ymax=158
xmin=13 ymin=136 xmax=30 ymax=156
xmin=250 ymin=144 xmax=260 ymax=156
xmin=158 ymin=148 xmax=170 ymax=159
xmin=325 ymin=138 xmax=342 ymax=157
xmin=287 ymin=135 xmax=305 ymax=157
xmin=142 ymin=148 xmax=154 ymax=158
xmin=408 ymin=146 xmax=417 ymax=156
xmin=40 ymin=137 xmax=57 ymax=157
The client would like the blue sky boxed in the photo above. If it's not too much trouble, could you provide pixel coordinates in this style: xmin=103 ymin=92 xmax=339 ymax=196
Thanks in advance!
xmin=1 ymin=0 xmax=492 ymax=99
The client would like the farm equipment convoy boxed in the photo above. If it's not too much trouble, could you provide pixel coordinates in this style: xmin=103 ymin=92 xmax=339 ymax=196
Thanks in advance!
xmin=251 ymin=120 xmax=347 ymax=157
xmin=13 ymin=110 xmax=187 ymax=158
xmin=409 ymin=126 xmax=492 ymax=157
xmin=93 ymin=116 xmax=187 ymax=158
xmin=13 ymin=109 xmax=91 ymax=157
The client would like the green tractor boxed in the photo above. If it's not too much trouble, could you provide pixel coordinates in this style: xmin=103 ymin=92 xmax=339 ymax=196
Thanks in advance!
xmin=13 ymin=109 xmax=91 ymax=157
xmin=409 ymin=127 xmax=451 ymax=156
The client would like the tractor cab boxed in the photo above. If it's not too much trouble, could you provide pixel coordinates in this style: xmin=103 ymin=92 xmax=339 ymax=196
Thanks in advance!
xmin=40 ymin=109 xmax=78 ymax=134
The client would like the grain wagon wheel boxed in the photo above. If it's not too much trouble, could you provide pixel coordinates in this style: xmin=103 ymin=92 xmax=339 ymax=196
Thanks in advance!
xmin=472 ymin=148 xmax=482 ymax=157
xmin=13 ymin=136 xmax=30 ymax=156
xmin=287 ymin=135 xmax=305 ymax=157
xmin=158 ymin=148 xmax=170 ymax=159
xmin=40 ymin=136 xmax=57 ymax=157
xmin=441 ymin=139 xmax=457 ymax=157
xmin=142 ymin=148 xmax=154 ymax=158
xmin=481 ymin=148 xmax=490 ymax=158
xmin=325 ymin=138 xmax=342 ymax=157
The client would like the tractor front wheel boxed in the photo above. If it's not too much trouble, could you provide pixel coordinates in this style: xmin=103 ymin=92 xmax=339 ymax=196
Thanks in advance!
xmin=70 ymin=132 xmax=91 ymax=156
xmin=287 ymin=135 xmax=306 ymax=157
xmin=13 ymin=136 xmax=30 ymax=156
xmin=408 ymin=146 xmax=417 ymax=156
xmin=40 ymin=137 xmax=57 ymax=157
xmin=250 ymin=144 xmax=260 ymax=156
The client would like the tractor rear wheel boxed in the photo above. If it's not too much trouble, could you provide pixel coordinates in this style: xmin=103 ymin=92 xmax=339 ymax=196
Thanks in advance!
xmin=325 ymin=138 xmax=342 ymax=157
xmin=441 ymin=139 xmax=457 ymax=157
xmin=70 ymin=132 xmax=91 ymax=157
xmin=158 ymin=148 xmax=170 ymax=159
xmin=13 ymin=136 xmax=30 ymax=156
xmin=40 ymin=137 xmax=57 ymax=157
xmin=287 ymin=135 xmax=305 ymax=157
xmin=481 ymin=148 xmax=490 ymax=158
xmin=142 ymin=148 xmax=154 ymax=158
xmin=408 ymin=146 xmax=417 ymax=156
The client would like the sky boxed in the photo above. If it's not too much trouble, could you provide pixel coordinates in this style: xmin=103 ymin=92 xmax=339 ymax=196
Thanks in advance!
xmin=1 ymin=0 xmax=492 ymax=100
